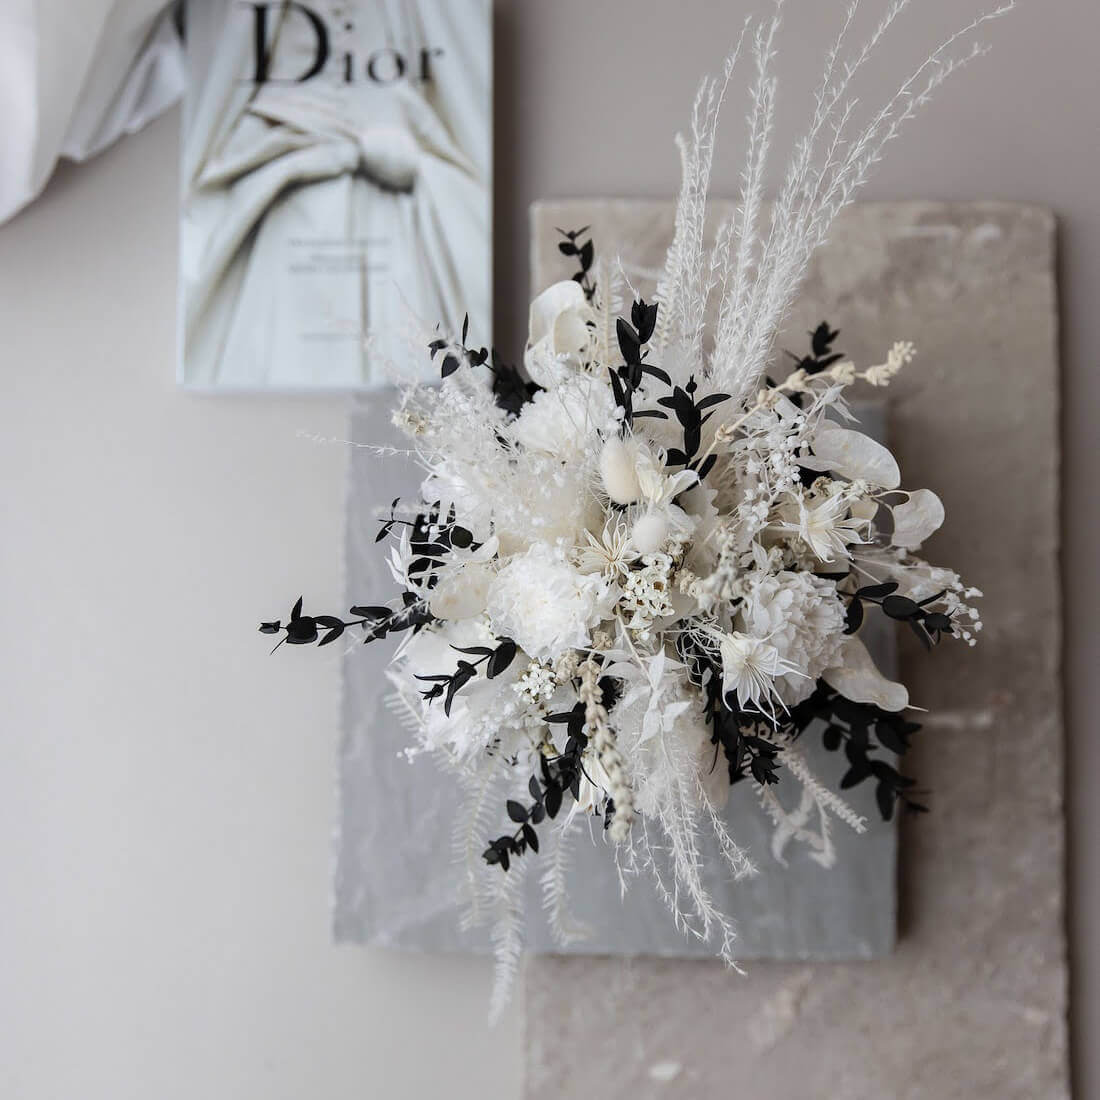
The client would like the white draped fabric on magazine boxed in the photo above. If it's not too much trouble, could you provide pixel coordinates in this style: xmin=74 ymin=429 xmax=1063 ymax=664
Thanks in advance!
xmin=179 ymin=0 xmax=491 ymax=390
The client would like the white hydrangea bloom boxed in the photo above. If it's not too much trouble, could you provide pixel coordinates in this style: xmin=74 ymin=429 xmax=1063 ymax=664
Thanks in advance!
xmin=512 ymin=374 xmax=614 ymax=461
xmin=486 ymin=543 xmax=611 ymax=661
xmin=738 ymin=569 xmax=847 ymax=703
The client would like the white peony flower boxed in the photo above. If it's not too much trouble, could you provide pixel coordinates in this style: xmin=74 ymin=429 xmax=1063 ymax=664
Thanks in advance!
xmin=486 ymin=543 xmax=610 ymax=661
xmin=512 ymin=374 xmax=614 ymax=462
xmin=523 ymin=280 xmax=595 ymax=388
xmin=738 ymin=570 xmax=847 ymax=703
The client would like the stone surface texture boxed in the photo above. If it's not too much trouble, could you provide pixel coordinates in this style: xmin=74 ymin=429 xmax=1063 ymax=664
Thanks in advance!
xmin=523 ymin=200 xmax=1066 ymax=1100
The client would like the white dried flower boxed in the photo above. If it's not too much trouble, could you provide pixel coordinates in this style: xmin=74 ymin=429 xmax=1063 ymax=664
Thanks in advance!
xmin=487 ymin=544 xmax=610 ymax=662
xmin=599 ymin=435 xmax=643 ymax=504
xmin=621 ymin=553 xmax=676 ymax=635
xmin=738 ymin=570 xmax=847 ymax=703
xmin=575 ymin=518 xmax=637 ymax=579
xmin=716 ymin=631 xmax=803 ymax=720
xmin=775 ymin=491 xmax=869 ymax=563
xmin=512 ymin=375 xmax=614 ymax=462
xmin=514 ymin=662 xmax=557 ymax=705
xmin=523 ymin=280 xmax=595 ymax=388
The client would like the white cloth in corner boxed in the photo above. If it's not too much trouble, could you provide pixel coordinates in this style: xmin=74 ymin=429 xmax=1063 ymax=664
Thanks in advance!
xmin=0 ymin=0 xmax=183 ymax=225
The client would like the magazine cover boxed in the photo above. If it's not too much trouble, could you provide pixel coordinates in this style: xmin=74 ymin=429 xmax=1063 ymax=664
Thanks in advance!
xmin=179 ymin=0 xmax=491 ymax=390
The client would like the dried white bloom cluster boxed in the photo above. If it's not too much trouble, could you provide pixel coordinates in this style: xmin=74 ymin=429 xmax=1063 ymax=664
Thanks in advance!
xmin=265 ymin=1 xmax=1006 ymax=1018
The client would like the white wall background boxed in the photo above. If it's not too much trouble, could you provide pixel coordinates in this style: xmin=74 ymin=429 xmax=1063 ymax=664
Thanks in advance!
xmin=0 ymin=115 xmax=520 ymax=1098
xmin=2 ymin=2 xmax=1097 ymax=1098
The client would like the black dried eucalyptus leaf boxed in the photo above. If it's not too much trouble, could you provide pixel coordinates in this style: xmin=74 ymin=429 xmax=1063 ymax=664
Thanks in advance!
xmin=487 ymin=639 xmax=518 ymax=679
xmin=845 ymin=596 xmax=865 ymax=634
xmin=545 ymin=786 xmax=563 ymax=820
xmin=617 ymin=317 xmax=642 ymax=365
xmin=349 ymin=605 xmax=390 ymax=619
xmin=856 ymin=582 xmax=899 ymax=599
xmin=876 ymin=781 xmax=896 ymax=821
xmin=882 ymin=594 xmax=921 ymax=620
xmin=631 ymin=299 xmax=659 ymax=343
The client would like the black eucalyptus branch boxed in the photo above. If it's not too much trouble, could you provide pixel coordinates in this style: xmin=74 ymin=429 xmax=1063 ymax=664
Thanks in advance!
xmin=843 ymin=581 xmax=955 ymax=649
xmin=259 ymin=590 xmax=432 ymax=652
xmin=556 ymin=226 xmax=596 ymax=301
xmin=416 ymin=638 xmax=518 ymax=716
xmin=786 ymin=682 xmax=928 ymax=819
xmin=483 ymin=703 xmax=589 ymax=871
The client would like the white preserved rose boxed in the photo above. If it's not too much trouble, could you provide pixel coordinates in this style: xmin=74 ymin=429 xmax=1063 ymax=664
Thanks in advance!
xmin=523 ymin=280 xmax=595 ymax=388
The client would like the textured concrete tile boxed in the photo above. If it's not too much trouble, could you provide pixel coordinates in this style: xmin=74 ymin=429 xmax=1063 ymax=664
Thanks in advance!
xmin=523 ymin=200 xmax=1065 ymax=1100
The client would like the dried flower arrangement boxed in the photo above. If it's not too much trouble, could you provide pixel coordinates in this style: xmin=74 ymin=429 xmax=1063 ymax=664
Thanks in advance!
xmin=262 ymin=1 xmax=1004 ymax=1016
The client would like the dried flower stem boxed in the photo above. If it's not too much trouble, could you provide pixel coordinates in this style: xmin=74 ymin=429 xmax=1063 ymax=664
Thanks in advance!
xmin=696 ymin=343 xmax=916 ymax=467
xmin=580 ymin=656 xmax=635 ymax=843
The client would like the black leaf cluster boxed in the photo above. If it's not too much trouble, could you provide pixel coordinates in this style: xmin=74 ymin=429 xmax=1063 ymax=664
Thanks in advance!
xmin=677 ymin=621 xmax=925 ymax=822
xmin=429 ymin=318 xmax=541 ymax=417
xmin=788 ymin=682 xmax=927 ymax=819
xmin=375 ymin=501 xmax=479 ymax=597
xmin=845 ymin=581 xmax=954 ymax=649
xmin=607 ymin=298 xmax=673 ymax=429
xmin=780 ymin=322 xmax=845 ymax=425
xmin=490 ymin=348 xmax=541 ymax=416
xmin=429 ymin=312 xmax=489 ymax=379
xmin=484 ymin=702 xmax=591 ymax=871
xmin=790 ymin=321 xmax=844 ymax=377
xmin=556 ymin=226 xmax=596 ymax=301
xmin=657 ymin=375 xmax=730 ymax=482
xmin=258 ymin=590 xmax=432 ymax=653
xmin=676 ymin=633 xmax=783 ymax=787
xmin=416 ymin=638 xmax=518 ymax=716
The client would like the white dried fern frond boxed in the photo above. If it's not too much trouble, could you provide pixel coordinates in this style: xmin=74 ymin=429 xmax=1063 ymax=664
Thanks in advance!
xmin=487 ymin=857 xmax=529 ymax=1025
xmin=539 ymin=812 xmax=592 ymax=947
xmin=756 ymin=744 xmax=866 ymax=868
xmin=453 ymin=762 xmax=506 ymax=931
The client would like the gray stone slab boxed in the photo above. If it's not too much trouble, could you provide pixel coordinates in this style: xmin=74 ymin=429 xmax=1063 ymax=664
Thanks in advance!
xmin=335 ymin=346 xmax=893 ymax=959
xmin=522 ymin=200 xmax=1066 ymax=1099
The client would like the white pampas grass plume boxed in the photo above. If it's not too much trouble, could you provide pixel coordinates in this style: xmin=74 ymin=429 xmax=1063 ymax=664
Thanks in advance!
xmin=599 ymin=435 xmax=642 ymax=504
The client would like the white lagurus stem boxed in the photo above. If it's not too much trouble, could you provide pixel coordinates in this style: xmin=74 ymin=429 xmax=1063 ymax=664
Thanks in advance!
xmin=579 ymin=656 xmax=634 ymax=844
